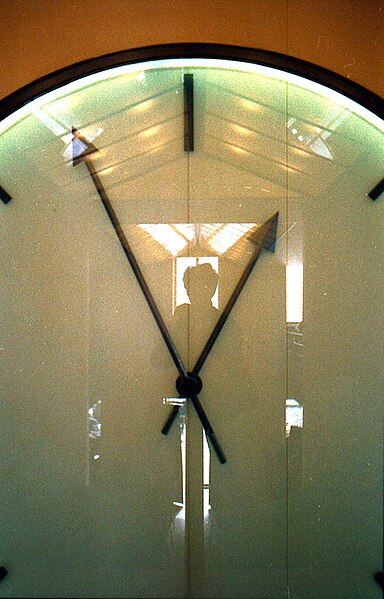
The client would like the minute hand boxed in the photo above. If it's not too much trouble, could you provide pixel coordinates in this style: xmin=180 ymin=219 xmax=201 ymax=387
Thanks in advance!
xmin=192 ymin=212 xmax=279 ymax=376
xmin=72 ymin=128 xmax=187 ymax=378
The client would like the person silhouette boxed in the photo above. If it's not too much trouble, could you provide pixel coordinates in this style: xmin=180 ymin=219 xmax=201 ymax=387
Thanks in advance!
xmin=180 ymin=262 xmax=218 ymax=314
xmin=173 ymin=262 xmax=220 ymax=367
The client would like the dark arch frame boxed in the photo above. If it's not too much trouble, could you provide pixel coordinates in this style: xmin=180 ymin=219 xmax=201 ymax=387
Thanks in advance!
xmin=0 ymin=43 xmax=383 ymax=122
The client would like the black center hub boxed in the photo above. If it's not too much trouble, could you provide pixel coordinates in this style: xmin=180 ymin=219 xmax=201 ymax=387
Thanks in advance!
xmin=176 ymin=372 xmax=203 ymax=396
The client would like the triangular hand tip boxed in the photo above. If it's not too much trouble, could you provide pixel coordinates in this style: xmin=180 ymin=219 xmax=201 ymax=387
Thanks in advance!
xmin=248 ymin=212 xmax=279 ymax=252
xmin=71 ymin=127 xmax=98 ymax=166
xmin=263 ymin=212 xmax=279 ymax=252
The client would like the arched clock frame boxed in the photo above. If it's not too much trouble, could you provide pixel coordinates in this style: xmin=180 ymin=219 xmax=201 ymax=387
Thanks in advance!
xmin=0 ymin=44 xmax=383 ymax=599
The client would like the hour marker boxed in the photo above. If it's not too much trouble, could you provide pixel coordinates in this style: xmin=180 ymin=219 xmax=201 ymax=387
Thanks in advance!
xmin=0 ymin=185 xmax=11 ymax=204
xmin=0 ymin=567 xmax=8 ymax=582
xmin=368 ymin=176 xmax=384 ymax=201
xmin=183 ymin=74 xmax=194 ymax=152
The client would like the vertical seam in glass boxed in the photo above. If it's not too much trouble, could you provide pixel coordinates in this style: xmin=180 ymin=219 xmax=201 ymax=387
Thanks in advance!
xmin=285 ymin=6 xmax=290 ymax=595
xmin=285 ymin=74 xmax=290 ymax=599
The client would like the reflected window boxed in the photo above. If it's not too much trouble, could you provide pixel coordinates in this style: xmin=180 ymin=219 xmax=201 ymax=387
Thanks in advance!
xmin=88 ymin=400 xmax=102 ymax=439
xmin=286 ymin=261 xmax=303 ymax=323
xmin=174 ymin=256 xmax=219 ymax=312
xmin=88 ymin=400 xmax=102 ymax=471
xmin=286 ymin=398 xmax=304 ymax=437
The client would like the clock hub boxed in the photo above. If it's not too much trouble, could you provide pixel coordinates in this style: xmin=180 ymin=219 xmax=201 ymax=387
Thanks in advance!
xmin=176 ymin=373 xmax=203 ymax=397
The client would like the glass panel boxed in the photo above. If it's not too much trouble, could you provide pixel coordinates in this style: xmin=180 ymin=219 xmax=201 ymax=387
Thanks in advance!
xmin=188 ymin=66 xmax=288 ymax=599
xmin=286 ymin=85 xmax=384 ymax=598
xmin=0 ymin=67 xmax=188 ymax=598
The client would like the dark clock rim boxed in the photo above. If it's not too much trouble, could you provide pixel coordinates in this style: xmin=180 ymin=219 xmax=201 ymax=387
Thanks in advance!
xmin=0 ymin=43 xmax=383 ymax=122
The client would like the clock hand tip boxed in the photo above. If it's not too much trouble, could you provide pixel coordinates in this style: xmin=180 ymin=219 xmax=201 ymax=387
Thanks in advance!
xmin=249 ymin=212 xmax=279 ymax=252
xmin=71 ymin=126 xmax=99 ymax=167
xmin=261 ymin=211 xmax=279 ymax=252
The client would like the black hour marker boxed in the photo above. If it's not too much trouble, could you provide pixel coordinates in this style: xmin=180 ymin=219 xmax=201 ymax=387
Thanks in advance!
xmin=183 ymin=74 xmax=194 ymax=152
xmin=0 ymin=185 xmax=11 ymax=204
xmin=368 ymin=176 xmax=384 ymax=201
xmin=0 ymin=567 xmax=7 ymax=582
xmin=374 ymin=572 xmax=384 ymax=590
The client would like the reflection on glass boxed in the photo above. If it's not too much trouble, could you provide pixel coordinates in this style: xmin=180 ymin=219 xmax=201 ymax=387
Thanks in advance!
xmin=203 ymin=432 xmax=211 ymax=518
xmin=286 ymin=398 xmax=304 ymax=437
xmin=32 ymin=107 xmax=67 ymax=137
xmin=88 ymin=400 xmax=102 ymax=439
xmin=139 ymin=223 xmax=258 ymax=258
xmin=68 ymin=126 xmax=103 ymax=162
xmin=287 ymin=108 xmax=348 ymax=161
xmin=172 ymin=404 xmax=186 ymax=514
xmin=170 ymin=410 xmax=211 ymax=520
xmin=208 ymin=223 xmax=256 ymax=255
xmin=140 ymin=223 xmax=188 ymax=256
xmin=286 ymin=261 xmax=303 ymax=323
xmin=88 ymin=400 xmax=102 ymax=467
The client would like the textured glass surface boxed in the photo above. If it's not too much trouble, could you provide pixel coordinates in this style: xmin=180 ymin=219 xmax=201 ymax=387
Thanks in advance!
xmin=0 ymin=59 xmax=382 ymax=598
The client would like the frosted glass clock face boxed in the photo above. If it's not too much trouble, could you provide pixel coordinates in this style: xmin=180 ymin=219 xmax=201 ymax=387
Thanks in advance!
xmin=0 ymin=52 xmax=383 ymax=599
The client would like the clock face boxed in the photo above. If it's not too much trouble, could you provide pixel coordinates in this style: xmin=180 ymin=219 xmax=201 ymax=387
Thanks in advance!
xmin=0 ymin=49 xmax=383 ymax=599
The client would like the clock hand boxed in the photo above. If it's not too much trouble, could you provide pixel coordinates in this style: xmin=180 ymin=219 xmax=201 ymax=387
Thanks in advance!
xmin=71 ymin=127 xmax=187 ymax=379
xmin=162 ymin=212 xmax=278 ymax=436
xmin=192 ymin=212 xmax=279 ymax=376
xmin=72 ymin=128 xmax=226 ymax=462
xmin=173 ymin=373 xmax=227 ymax=463
xmin=191 ymin=393 xmax=226 ymax=463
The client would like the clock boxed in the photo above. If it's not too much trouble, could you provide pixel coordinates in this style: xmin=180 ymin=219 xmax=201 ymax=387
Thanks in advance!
xmin=0 ymin=44 xmax=383 ymax=599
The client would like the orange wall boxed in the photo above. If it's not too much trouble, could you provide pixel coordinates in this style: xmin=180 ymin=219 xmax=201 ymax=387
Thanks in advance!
xmin=0 ymin=0 xmax=383 ymax=100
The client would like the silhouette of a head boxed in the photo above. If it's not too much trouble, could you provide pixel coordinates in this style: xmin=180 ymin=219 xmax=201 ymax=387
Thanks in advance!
xmin=183 ymin=263 xmax=218 ymax=306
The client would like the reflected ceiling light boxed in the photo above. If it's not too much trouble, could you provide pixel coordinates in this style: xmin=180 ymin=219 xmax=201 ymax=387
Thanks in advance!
xmin=139 ymin=224 xmax=187 ymax=256
xmin=226 ymin=142 xmax=247 ymax=155
xmin=280 ymin=163 xmax=298 ymax=173
xmin=208 ymin=223 xmax=256 ymax=255
xmin=291 ymin=147 xmax=308 ymax=157
xmin=232 ymin=124 xmax=252 ymax=135
xmin=140 ymin=124 xmax=161 ymax=138
xmin=286 ymin=398 xmax=304 ymax=437
xmin=132 ymin=99 xmax=155 ymax=113
xmin=238 ymin=97 xmax=261 ymax=111
xmin=287 ymin=109 xmax=348 ymax=162
xmin=99 ymin=166 xmax=115 ymax=175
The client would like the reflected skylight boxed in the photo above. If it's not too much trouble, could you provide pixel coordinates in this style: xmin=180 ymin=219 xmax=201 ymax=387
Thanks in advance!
xmin=208 ymin=223 xmax=256 ymax=254
xmin=139 ymin=223 xmax=258 ymax=257
xmin=287 ymin=109 xmax=348 ymax=161
xmin=140 ymin=224 xmax=188 ymax=256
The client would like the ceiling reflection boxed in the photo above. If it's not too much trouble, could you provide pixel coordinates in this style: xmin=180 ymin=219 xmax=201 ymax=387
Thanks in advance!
xmin=22 ymin=65 xmax=365 ymax=200
xmin=138 ymin=222 xmax=259 ymax=258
